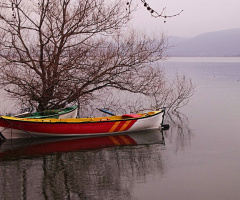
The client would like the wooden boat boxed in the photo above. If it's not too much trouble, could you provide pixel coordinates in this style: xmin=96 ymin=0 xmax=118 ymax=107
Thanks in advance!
xmin=0 ymin=129 xmax=165 ymax=159
xmin=13 ymin=105 xmax=78 ymax=119
xmin=0 ymin=109 xmax=165 ymax=139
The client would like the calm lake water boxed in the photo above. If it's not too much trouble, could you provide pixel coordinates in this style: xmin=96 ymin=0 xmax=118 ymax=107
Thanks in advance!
xmin=1 ymin=57 xmax=240 ymax=200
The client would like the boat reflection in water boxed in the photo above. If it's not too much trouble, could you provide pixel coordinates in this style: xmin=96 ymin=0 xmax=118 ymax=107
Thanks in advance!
xmin=0 ymin=128 xmax=166 ymax=200
xmin=0 ymin=128 xmax=164 ymax=160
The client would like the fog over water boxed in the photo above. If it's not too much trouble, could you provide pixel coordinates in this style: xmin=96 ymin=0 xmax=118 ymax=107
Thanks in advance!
xmin=1 ymin=57 xmax=240 ymax=200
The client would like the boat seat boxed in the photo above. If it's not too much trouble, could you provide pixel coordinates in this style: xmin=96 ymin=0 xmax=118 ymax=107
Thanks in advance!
xmin=122 ymin=114 xmax=142 ymax=118
xmin=93 ymin=118 xmax=109 ymax=121
xmin=100 ymin=118 xmax=109 ymax=121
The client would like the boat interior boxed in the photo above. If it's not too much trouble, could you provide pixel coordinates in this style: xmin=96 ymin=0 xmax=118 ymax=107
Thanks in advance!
xmin=1 ymin=111 xmax=161 ymax=123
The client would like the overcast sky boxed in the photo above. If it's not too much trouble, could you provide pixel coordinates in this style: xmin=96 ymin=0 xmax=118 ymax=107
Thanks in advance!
xmin=131 ymin=0 xmax=240 ymax=37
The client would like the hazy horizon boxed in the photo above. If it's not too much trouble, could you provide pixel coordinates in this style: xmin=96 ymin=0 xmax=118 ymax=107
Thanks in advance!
xmin=131 ymin=0 xmax=240 ymax=37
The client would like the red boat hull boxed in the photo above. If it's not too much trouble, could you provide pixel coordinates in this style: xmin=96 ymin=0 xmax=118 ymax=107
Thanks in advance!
xmin=0 ymin=110 xmax=165 ymax=139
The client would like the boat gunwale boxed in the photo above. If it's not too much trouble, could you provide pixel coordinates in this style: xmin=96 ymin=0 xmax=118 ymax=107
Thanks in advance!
xmin=0 ymin=110 xmax=164 ymax=125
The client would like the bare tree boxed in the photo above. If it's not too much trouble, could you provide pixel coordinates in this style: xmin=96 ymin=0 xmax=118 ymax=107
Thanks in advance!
xmin=0 ymin=0 xmax=193 ymax=113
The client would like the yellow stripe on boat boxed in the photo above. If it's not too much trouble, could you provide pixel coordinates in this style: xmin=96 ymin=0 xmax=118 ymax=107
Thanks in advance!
xmin=108 ymin=121 xmax=121 ymax=132
xmin=118 ymin=120 xmax=131 ymax=132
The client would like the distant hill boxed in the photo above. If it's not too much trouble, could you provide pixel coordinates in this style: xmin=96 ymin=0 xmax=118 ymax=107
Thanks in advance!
xmin=167 ymin=29 xmax=240 ymax=57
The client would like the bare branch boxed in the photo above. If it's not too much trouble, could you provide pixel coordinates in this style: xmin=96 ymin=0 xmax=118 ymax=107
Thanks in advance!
xmin=140 ymin=0 xmax=183 ymax=21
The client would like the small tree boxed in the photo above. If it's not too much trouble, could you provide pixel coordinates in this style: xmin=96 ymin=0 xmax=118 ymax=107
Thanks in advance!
xmin=0 ymin=0 xmax=193 ymax=113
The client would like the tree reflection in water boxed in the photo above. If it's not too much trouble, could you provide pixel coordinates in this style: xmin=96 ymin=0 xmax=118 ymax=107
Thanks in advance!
xmin=164 ymin=111 xmax=193 ymax=152
xmin=0 ymin=129 xmax=167 ymax=200
xmin=41 ymin=145 xmax=166 ymax=200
